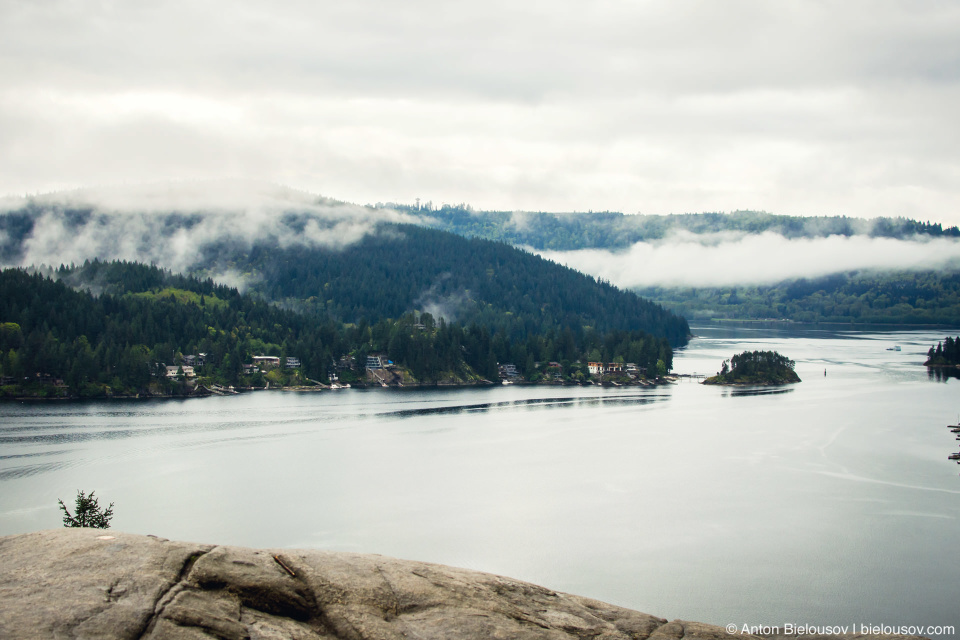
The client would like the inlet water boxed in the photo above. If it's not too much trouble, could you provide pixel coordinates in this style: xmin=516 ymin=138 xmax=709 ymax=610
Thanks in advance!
xmin=2 ymin=325 xmax=958 ymax=631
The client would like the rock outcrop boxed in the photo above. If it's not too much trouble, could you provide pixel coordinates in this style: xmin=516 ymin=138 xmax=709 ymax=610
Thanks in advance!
xmin=0 ymin=529 xmax=923 ymax=640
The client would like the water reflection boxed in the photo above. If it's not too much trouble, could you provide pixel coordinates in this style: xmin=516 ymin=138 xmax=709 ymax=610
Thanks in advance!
xmin=0 ymin=417 xmax=320 ymax=445
xmin=0 ymin=460 xmax=76 ymax=480
xmin=0 ymin=429 xmax=144 ymax=445
xmin=2 ymin=326 xmax=960 ymax=634
xmin=927 ymin=367 xmax=960 ymax=383
xmin=0 ymin=449 xmax=75 ymax=460
xmin=382 ymin=393 xmax=671 ymax=419
xmin=723 ymin=387 xmax=796 ymax=398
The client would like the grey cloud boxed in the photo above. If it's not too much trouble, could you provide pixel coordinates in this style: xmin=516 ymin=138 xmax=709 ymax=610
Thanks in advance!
xmin=5 ymin=1 xmax=959 ymax=98
xmin=1 ymin=1 xmax=959 ymax=221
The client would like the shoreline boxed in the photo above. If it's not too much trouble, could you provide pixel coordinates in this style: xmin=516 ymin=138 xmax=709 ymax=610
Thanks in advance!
xmin=0 ymin=376 xmax=676 ymax=402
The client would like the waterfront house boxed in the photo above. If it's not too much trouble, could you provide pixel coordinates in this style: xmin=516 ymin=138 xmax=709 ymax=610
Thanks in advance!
xmin=165 ymin=365 xmax=195 ymax=378
xmin=252 ymin=356 xmax=281 ymax=369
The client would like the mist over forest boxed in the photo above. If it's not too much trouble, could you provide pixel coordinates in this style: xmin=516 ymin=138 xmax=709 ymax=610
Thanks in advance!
xmin=0 ymin=183 xmax=694 ymax=398
xmin=3 ymin=182 xmax=960 ymax=325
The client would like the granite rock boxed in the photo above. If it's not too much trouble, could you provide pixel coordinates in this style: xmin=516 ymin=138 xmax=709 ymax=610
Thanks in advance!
xmin=0 ymin=530 xmax=926 ymax=640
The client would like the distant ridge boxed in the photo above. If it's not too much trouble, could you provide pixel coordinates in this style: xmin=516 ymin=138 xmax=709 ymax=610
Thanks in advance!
xmin=388 ymin=203 xmax=960 ymax=251
xmin=0 ymin=189 xmax=689 ymax=345
xmin=8 ymin=182 xmax=957 ymax=327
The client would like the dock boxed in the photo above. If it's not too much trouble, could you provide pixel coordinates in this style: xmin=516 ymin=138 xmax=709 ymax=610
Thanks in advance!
xmin=203 ymin=384 xmax=238 ymax=396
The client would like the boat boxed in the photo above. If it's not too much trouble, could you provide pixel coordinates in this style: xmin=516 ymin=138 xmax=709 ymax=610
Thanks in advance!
xmin=886 ymin=346 xmax=901 ymax=351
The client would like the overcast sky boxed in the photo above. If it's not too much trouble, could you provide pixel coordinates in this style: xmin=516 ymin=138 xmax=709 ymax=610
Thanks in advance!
xmin=2 ymin=1 xmax=959 ymax=223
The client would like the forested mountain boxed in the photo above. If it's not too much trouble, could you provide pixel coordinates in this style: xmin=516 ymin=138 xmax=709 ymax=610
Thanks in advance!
xmin=384 ymin=204 xmax=960 ymax=251
xmin=1 ymin=264 xmax=338 ymax=396
xmin=380 ymin=204 xmax=960 ymax=325
xmin=0 ymin=202 xmax=688 ymax=346
xmin=7 ymin=186 xmax=957 ymax=329
xmin=638 ymin=271 xmax=960 ymax=325
xmin=363 ymin=204 xmax=960 ymax=325
xmin=195 ymin=224 xmax=688 ymax=345
xmin=0 ymin=261 xmax=678 ymax=398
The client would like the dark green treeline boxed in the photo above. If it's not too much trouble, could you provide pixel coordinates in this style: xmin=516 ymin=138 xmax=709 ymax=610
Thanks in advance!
xmin=0 ymin=262 xmax=674 ymax=397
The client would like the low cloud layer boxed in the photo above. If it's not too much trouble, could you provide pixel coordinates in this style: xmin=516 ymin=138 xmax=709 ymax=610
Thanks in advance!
xmin=537 ymin=232 xmax=960 ymax=289
xmin=1 ymin=181 xmax=414 ymax=275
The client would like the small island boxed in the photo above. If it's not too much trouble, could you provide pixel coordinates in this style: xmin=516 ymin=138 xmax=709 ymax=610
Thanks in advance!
xmin=703 ymin=350 xmax=801 ymax=385
xmin=924 ymin=336 xmax=960 ymax=367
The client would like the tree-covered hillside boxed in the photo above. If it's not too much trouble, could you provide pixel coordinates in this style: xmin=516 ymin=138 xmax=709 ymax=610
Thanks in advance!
xmin=196 ymin=224 xmax=688 ymax=345
xmin=9 ymin=190 xmax=957 ymax=327
xmin=381 ymin=205 xmax=960 ymax=325
xmin=0 ymin=264 xmax=338 ymax=397
xmin=384 ymin=204 xmax=960 ymax=251
xmin=638 ymin=271 xmax=960 ymax=325
xmin=0 ymin=203 xmax=688 ymax=345
xmin=0 ymin=262 xmax=677 ymax=398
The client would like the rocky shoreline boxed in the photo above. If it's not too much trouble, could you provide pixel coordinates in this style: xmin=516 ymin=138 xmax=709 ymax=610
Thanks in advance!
xmin=0 ymin=530 xmax=928 ymax=640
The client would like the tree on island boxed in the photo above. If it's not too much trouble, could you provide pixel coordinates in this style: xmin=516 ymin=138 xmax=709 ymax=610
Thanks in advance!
xmin=58 ymin=490 xmax=114 ymax=529
xmin=925 ymin=337 xmax=960 ymax=366
xmin=703 ymin=350 xmax=800 ymax=385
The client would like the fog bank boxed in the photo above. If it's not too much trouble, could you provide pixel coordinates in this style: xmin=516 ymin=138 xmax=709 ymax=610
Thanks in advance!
xmin=537 ymin=232 xmax=960 ymax=288
xmin=0 ymin=181 xmax=415 ymax=276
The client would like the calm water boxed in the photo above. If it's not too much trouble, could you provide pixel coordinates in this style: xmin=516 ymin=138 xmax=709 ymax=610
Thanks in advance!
xmin=2 ymin=325 xmax=959 ymax=632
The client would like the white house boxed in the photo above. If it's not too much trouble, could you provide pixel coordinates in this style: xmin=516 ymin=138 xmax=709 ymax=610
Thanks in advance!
xmin=165 ymin=365 xmax=195 ymax=378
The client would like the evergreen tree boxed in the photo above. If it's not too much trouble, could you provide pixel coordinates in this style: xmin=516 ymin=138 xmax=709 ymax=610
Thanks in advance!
xmin=58 ymin=490 xmax=114 ymax=529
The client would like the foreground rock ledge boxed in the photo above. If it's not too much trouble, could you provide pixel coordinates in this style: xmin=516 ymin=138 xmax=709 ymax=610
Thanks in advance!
xmin=0 ymin=530 xmax=924 ymax=640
